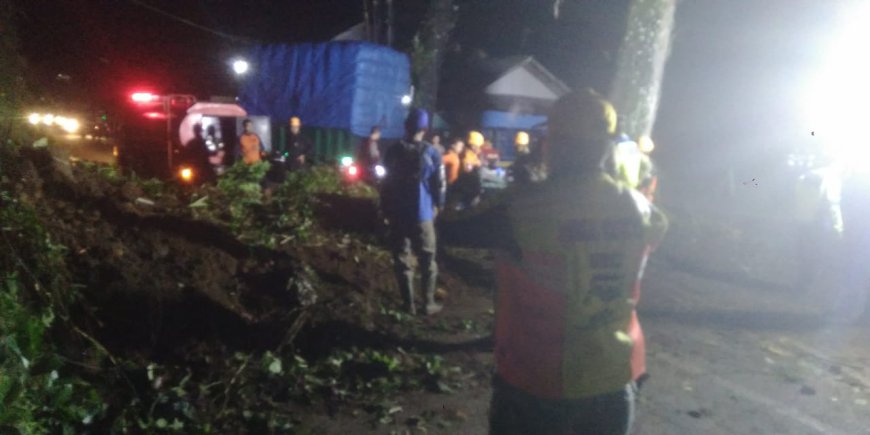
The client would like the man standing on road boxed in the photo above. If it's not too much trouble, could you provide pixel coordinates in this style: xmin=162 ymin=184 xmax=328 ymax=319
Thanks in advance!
xmin=381 ymin=108 xmax=446 ymax=316
xmin=443 ymin=90 xmax=667 ymax=434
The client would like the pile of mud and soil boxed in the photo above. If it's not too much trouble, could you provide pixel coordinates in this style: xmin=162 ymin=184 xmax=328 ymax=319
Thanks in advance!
xmin=2 ymin=145 xmax=496 ymax=431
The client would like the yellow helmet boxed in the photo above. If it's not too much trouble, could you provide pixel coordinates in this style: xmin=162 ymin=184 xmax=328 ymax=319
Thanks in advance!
xmin=468 ymin=130 xmax=484 ymax=147
xmin=289 ymin=116 xmax=301 ymax=127
xmin=548 ymin=89 xmax=617 ymax=141
xmin=637 ymin=135 xmax=655 ymax=154
xmin=515 ymin=131 xmax=530 ymax=146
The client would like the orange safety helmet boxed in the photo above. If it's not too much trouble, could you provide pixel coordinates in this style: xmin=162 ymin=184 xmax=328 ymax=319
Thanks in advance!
xmin=289 ymin=116 xmax=302 ymax=127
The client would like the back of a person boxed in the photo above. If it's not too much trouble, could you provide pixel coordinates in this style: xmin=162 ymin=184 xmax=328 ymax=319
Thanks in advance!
xmin=495 ymin=172 xmax=648 ymax=400
xmin=184 ymin=137 xmax=216 ymax=182
xmin=383 ymin=139 xmax=440 ymax=223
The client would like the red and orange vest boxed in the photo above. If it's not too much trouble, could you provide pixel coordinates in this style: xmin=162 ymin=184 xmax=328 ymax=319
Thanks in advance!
xmin=494 ymin=173 xmax=666 ymax=399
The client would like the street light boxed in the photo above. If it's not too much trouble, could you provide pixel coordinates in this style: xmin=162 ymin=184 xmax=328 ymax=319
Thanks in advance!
xmin=232 ymin=59 xmax=250 ymax=76
xmin=401 ymin=95 xmax=412 ymax=106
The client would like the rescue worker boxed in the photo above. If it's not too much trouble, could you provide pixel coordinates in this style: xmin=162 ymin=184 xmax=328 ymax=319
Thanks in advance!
xmin=443 ymin=137 xmax=464 ymax=186
xmin=239 ymin=119 xmax=264 ymax=165
xmin=284 ymin=116 xmax=311 ymax=170
xmin=380 ymin=108 xmax=446 ymax=316
xmin=356 ymin=126 xmax=382 ymax=180
xmin=481 ymin=138 xmax=501 ymax=169
xmin=465 ymin=130 xmax=485 ymax=172
xmin=443 ymin=90 xmax=667 ymax=434
xmin=508 ymin=131 xmax=537 ymax=185
xmin=636 ymin=135 xmax=659 ymax=202
xmin=455 ymin=130 xmax=484 ymax=208
xmin=183 ymin=124 xmax=216 ymax=183
xmin=443 ymin=137 xmax=465 ymax=209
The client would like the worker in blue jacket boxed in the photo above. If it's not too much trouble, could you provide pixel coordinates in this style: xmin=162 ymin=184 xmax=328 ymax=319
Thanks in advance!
xmin=381 ymin=108 xmax=446 ymax=315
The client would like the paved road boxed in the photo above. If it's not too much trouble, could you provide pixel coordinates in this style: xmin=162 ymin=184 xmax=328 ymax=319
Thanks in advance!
xmin=634 ymin=258 xmax=870 ymax=435
xmin=52 ymin=134 xmax=117 ymax=164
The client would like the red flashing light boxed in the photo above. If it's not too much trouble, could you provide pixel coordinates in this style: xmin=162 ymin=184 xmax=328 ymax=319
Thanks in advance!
xmin=347 ymin=165 xmax=359 ymax=178
xmin=131 ymin=92 xmax=159 ymax=103
xmin=142 ymin=111 xmax=167 ymax=120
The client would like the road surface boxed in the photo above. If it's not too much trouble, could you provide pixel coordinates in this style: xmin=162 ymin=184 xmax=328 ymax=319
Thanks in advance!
xmin=52 ymin=133 xmax=117 ymax=164
xmin=303 ymin=222 xmax=870 ymax=434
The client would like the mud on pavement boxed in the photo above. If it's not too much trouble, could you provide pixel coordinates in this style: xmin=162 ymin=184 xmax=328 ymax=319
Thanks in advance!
xmin=2 ymin=146 xmax=497 ymax=433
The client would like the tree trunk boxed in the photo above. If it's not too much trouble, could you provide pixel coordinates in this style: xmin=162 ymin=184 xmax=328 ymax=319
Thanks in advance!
xmin=411 ymin=0 xmax=457 ymax=112
xmin=609 ymin=0 xmax=677 ymax=138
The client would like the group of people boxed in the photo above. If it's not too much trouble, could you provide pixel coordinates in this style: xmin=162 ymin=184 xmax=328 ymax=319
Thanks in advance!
xmin=353 ymin=121 xmax=500 ymax=202
xmin=379 ymin=90 xmax=667 ymax=434
xmin=181 ymin=115 xmax=313 ymax=193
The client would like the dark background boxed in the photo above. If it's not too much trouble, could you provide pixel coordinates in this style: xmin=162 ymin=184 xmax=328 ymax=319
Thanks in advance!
xmin=13 ymin=0 xmax=846 ymax=187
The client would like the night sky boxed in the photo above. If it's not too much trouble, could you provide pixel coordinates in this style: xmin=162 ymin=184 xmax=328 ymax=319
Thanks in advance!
xmin=13 ymin=0 xmax=848 ymax=180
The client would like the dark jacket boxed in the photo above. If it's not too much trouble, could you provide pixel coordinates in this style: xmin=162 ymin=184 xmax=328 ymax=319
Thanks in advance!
xmin=381 ymin=139 xmax=446 ymax=223
xmin=284 ymin=133 xmax=312 ymax=170
xmin=183 ymin=137 xmax=216 ymax=182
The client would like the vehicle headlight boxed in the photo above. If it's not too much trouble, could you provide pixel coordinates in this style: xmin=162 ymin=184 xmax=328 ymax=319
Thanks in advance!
xmin=179 ymin=167 xmax=195 ymax=182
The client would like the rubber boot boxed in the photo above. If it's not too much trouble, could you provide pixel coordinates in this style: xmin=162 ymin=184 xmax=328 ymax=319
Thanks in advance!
xmin=400 ymin=279 xmax=417 ymax=316
xmin=423 ymin=274 xmax=442 ymax=316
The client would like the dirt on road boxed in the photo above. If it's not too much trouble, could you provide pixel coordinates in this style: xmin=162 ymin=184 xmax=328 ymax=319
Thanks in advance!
xmin=291 ymin=203 xmax=870 ymax=435
xmin=5 ymin=144 xmax=870 ymax=434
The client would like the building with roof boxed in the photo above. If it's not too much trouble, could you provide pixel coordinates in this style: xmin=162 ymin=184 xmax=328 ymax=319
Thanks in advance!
xmin=440 ymin=55 xmax=570 ymax=160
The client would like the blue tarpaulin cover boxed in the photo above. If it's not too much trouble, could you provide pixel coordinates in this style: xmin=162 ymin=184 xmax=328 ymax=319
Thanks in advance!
xmin=480 ymin=111 xmax=547 ymax=130
xmin=239 ymin=42 xmax=411 ymax=139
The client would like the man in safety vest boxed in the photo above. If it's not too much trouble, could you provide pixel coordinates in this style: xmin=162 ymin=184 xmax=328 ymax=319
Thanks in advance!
xmin=454 ymin=130 xmax=484 ymax=208
xmin=444 ymin=90 xmax=667 ymax=434
xmin=509 ymin=131 xmax=543 ymax=185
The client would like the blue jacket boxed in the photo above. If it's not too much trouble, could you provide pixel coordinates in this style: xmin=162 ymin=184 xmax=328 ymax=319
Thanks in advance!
xmin=381 ymin=140 xmax=446 ymax=223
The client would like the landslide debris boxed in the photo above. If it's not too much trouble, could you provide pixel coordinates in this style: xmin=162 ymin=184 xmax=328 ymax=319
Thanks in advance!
xmin=1 ymin=144 xmax=488 ymax=433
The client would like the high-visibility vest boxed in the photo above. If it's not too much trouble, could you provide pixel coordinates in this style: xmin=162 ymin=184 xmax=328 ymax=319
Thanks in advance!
xmin=494 ymin=173 xmax=666 ymax=399
xmin=614 ymin=140 xmax=643 ymax=189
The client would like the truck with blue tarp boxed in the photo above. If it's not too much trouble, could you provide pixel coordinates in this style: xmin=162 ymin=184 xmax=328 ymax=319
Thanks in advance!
xmin=238 ymin=42 xmax=412 ymax=162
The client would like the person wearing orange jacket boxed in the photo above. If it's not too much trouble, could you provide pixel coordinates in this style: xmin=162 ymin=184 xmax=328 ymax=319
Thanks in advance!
xmin=441 ymin=90 xmax=667 ymax=434
xmin=238 ymin=119 xmax=264 ymax=165
xmin=442 ymin=137 xmax=464 ymax=186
